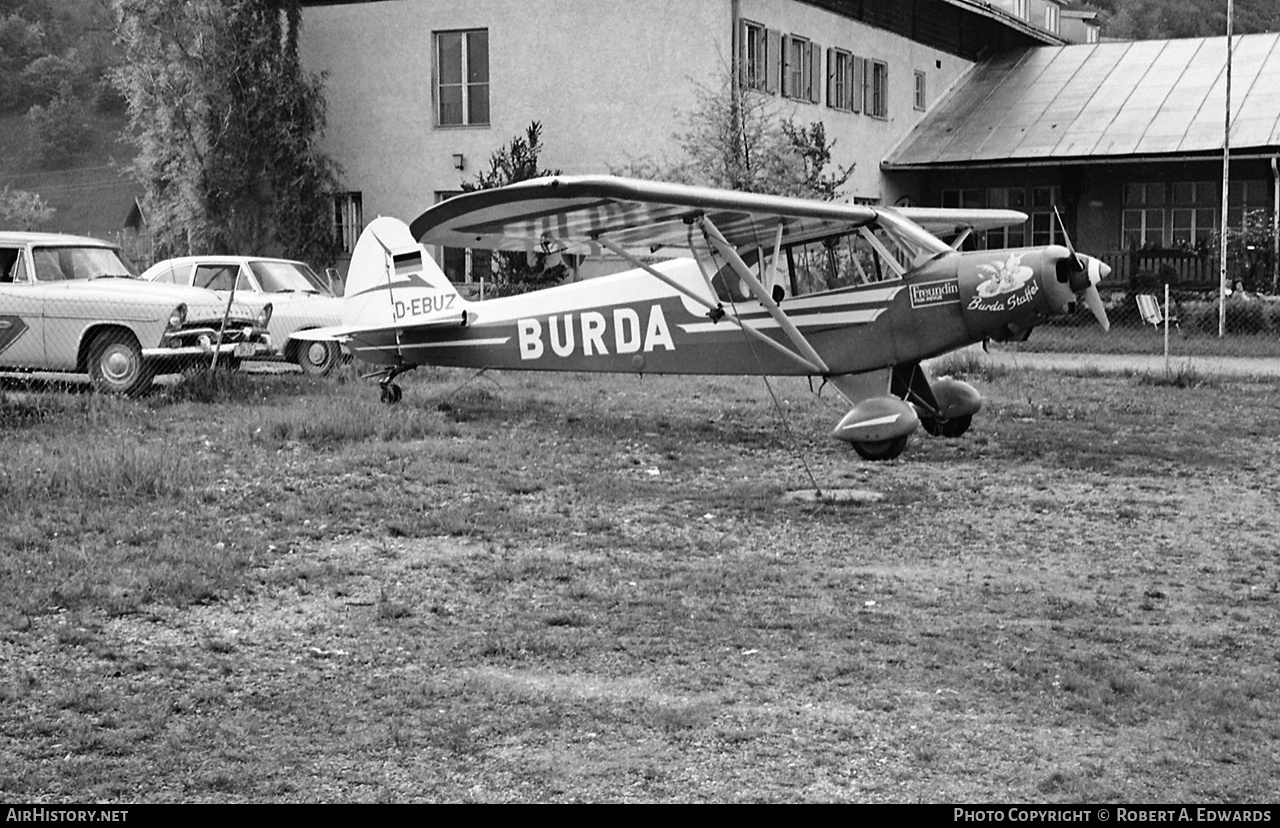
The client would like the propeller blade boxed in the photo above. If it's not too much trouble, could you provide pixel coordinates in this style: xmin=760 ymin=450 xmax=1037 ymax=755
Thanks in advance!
xmin=1054 ymin=206 xmax=1084 ymax=274
xmin=1082 ymin=282 xmax=1110 ymax=331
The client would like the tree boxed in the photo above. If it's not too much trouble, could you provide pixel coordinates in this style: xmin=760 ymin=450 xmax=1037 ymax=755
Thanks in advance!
xmin=1214 ymin=209 xmax=1277 ymax=295
xmin=461 ymin=121 xmax=569 ymax=288
xmin=0 ymin=185 xmax=55 ymax=228
xmin=113 ymin=0 xmax=340 ymax=266
xmin=24 ymin=83 xmax=91 ymax=166
xmin=1102 ymin=0 xmax=1280 ymax=40
xmin=618 ymin=72 xmax=852 ymax=201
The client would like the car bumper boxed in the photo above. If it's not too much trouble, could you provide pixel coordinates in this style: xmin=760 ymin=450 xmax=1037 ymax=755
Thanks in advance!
xmin=143 ymin=337 xmax=275 ymax=360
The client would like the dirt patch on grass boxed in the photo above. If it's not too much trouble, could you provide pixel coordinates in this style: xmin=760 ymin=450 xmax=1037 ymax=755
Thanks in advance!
xmin=2 ymin=368 xmax=1278 ymax=801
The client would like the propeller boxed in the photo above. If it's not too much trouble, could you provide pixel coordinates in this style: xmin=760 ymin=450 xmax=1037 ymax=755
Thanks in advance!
xmin=1053 ymin=207 xmax=1110 ymax=331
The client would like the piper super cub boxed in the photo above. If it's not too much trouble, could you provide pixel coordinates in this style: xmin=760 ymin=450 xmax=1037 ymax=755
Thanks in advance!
xmin=304 ymin=175 xmax=1109 ymax=461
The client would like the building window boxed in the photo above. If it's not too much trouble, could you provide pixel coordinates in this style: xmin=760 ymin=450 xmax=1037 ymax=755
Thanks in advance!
xmin=941 ymin=189 xmax=980 ymax=209
xmin=741 ymin=20 xmax=770 ymax=92
xmin=1029 ymin=186 xmax=1063 ymax=246
xmin=333 ymin=192 xmax=363 ymax=254
xmin=1122 ymin=183 xmax=1166 ymax=248
xmin=781 ymin=34 xmax=818 ymax=103
xmin=1171 ymin=181 xmax=1216 ymax=249
xmin=867 ymin=59 xmax=888 ymax=118
xmin=435 ymin=191 xmax=492 ymax=284
xmin=986 ymin=188 xmax=1027 ymax=249
xmin=1228 ymin=179 xmax=1270 ymax=228
xmin=1010 ymin=0 xmax=1029 ymax=20
xmin=1045 ymin=4 xmax=1060 ymax=33
xmin=913 ymin=70 xmax=926 ymax=111
xmin=436 ymin=29 xmax=489 ymax=127
xmin=828 ymin=48 xmax=859 ymax=112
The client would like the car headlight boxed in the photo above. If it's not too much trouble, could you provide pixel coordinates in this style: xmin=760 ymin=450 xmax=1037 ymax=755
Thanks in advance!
xmin=168 ymin=303 xmax=187 ymax=330
xmin=257 ymin=303 xmax=273 ymax=328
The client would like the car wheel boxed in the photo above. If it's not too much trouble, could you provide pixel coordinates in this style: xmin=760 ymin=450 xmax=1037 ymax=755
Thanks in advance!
xmin=88 ymin=330 xmax=150 ymax=397
xmin=298 ymin=339 xmax=342 ymax=376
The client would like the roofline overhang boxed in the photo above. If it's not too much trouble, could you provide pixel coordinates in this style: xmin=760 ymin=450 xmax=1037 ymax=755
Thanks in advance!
xmin=882 ymin=149 xmax=1280 ymax=171
xmin=938 ymin=0 xmax=1066 ymax=46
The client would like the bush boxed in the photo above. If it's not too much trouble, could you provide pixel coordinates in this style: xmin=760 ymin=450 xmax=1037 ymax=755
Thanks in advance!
xmin=24 ymin=88 xmax=91 ymax=166
xmin=1183 ymin=297 xmax=1275 ymax=336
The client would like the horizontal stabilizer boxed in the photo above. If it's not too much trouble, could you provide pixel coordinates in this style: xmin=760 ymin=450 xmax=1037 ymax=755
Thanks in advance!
xmin=290 ymin=311 xmax=469 ymax=343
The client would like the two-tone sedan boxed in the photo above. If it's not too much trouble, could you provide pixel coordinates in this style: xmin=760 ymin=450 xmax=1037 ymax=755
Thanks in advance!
xmin=0 ymin=231 xmax=274 ymax=396
xmin=140 ymin=256 xmax=345 ymax=375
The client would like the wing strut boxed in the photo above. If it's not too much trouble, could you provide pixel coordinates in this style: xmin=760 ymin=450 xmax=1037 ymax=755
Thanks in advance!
xmin=595 ymin=236 xmax=825 ymax=375
xmin=698 ymin=217 xmax=831 ymax=375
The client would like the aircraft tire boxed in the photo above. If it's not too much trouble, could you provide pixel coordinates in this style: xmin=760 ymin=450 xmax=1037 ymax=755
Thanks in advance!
xmin=920 ymin=414 xmax=972 ymax=438
xmin=380 ymin=383 xmax=402 ymax=405
xmin=852 ymin=434 xmax=910 ymax=461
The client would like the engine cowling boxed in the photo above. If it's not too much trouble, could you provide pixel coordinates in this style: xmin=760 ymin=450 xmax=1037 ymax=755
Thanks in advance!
xmin=958 ymin=247 xmax=1110 ymax=342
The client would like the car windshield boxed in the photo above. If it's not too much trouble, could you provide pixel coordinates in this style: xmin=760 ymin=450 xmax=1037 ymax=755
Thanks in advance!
xmin=32 ymin=246 xmax=136 ymax=281
xmin=248 ymin=260 xmax=330 ymax=294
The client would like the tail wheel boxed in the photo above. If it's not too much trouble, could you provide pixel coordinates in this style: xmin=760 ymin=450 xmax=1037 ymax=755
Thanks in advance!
xmin=298 ymin=340 xmax=342 ymax=376
xmin=379 ymin=383 xmax=402 ymax=405
xmin=920 ymin=414 xmax=973 ymax=438
xmin=88 ymin=330 xmax=150 ymax=397
xmin=852 ymin=434 xmax=910 ymax=461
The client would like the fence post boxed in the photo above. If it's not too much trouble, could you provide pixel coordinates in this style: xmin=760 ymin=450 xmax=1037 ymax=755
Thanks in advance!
xmin=1163 ymin=282 xmax=1170 ymax=374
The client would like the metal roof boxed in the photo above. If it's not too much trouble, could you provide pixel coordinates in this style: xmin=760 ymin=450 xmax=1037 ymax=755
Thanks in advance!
xmin=884 ymin=32 xmax=1280 ymax=169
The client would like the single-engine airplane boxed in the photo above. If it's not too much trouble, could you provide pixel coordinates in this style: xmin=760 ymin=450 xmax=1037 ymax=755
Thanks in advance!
xmin=305 ymin=175 xmax=1110 ymax=461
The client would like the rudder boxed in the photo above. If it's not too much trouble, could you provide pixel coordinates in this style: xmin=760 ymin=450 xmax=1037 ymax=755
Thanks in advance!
xmin=344 ymin=216 xmax=467 ymax=329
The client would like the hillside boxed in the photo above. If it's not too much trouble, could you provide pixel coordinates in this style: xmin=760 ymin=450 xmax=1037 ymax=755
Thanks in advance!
xmin=0 ymin=110 xmax=140 ymax=238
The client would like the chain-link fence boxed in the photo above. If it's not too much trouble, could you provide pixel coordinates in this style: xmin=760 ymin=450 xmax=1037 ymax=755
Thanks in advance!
xmin=7 ymin=226 xmax=1277 ymax=400
xmin=1016 ymin=286 xmax=1280 ymax=360
xmin=1 ymin=233 xmax=343 ymax=396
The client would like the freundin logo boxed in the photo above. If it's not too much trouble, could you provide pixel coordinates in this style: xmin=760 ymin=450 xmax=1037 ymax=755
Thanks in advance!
xmin=909 ymin=279 xmax=960 ymax=308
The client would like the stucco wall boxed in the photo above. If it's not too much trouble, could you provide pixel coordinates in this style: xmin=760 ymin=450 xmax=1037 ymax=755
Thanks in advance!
xmin=301 ymin=0 xmax=728 ymax=223
xmin=738 ymin=0 xmax=975 ymax=203
xmin=300 ymin=0 xmax=977 ymax=223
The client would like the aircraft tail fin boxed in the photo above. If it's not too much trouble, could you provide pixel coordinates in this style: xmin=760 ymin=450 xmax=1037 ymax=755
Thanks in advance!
xmin=343 ymin=216 xmax=468 ymax=330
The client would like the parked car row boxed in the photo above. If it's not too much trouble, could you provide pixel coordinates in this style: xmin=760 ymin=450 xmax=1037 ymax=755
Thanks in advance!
xmin=0 ymin=230 xmax=346 ymax=396
xmin=141 ymin=255 xmax=346 ymax=375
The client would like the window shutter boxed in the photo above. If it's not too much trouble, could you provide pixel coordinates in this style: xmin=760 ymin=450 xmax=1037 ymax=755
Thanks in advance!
xmin=738 ymin=19 xmax=749 ymax=88
xmin=851 ymin=55 xmax=863 ymax=113
xmin=779 ymin=34 xmax=792 ymax=97
xmin=826 ymin=47 xmax=836 ymax=109
xmin=766 ymin=28 xmax=780 ymax=94
xmin=845 ymin=55 xmax=856 ymax=112
xmin=809 ymin=42 xmax=821 ymax=104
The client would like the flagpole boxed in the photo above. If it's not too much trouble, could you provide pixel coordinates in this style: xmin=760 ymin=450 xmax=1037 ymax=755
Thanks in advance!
xmin=1219 ymin=0 xmax=1233 ymax=337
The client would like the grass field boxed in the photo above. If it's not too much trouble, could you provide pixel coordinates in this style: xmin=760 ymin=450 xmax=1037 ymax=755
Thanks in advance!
xmin=1 ymin=361 xmax=1278 ymax=803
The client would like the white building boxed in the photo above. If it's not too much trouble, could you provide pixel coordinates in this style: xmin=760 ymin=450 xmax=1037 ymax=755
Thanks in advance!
xmin=299 ymin=0 xmax=1065 ymax=279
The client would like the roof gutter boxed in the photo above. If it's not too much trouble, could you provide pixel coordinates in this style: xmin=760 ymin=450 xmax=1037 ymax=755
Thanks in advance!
xmin=882 ymin=149 xmax=1280 ymax=171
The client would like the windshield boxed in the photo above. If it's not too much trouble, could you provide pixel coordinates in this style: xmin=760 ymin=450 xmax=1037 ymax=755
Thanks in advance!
xmin=32 ymin=246 xmax=136 ymax=281
xmin=248 ymin=260 xmax=329 ymax=294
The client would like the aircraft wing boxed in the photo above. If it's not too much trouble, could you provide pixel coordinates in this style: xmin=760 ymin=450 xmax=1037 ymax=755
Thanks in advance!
xmin=889 ymin=206 xmax=1029 ymax=237
xmin=409 ymin=175 xmax=887 ymax=258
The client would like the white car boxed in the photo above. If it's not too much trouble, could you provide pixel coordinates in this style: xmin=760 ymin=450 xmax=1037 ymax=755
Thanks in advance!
xmin=141 ymin=256 xmax=346 ymax=375
xmin=0 ymin=231 xmax=273 ymax=396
